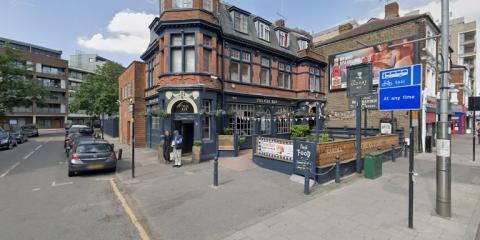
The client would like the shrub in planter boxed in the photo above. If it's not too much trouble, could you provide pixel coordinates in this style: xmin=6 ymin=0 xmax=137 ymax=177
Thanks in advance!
xmin=223 ymin=127 xmax=234 ymax=135
xmin=192 ymin=140 xmax=203 ymax=164
xmin=238 ymin=135 xmax=246 ymax=144
xmin=290 ymin=124 xmax=310 ymax=139
xmin=319 ymin=132 xmax=330 ymax=143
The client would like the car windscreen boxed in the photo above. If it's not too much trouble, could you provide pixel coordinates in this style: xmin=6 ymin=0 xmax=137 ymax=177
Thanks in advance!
xmin=76 ymin=144 xmax=112 ymax=153
xmin=0 ymin=132 xmax=8 ymax=138
xmin=21 ymin=126 xmax=35 ymax=130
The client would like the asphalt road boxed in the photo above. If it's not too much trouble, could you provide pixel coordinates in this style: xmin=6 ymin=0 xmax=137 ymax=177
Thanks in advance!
xmin=0 ymin=129 xmax=139 ymax=240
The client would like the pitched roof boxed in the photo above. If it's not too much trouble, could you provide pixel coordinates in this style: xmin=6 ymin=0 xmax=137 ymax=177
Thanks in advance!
xmin=315 ymin=14 xmax=439 ymax=47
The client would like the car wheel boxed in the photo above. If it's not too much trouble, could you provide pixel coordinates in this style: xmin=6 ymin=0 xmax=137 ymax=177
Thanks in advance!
xmin=111 ymin=167 xmax=117 ymax=173
xmin=68 ymin=171 xmax=75 ymax=177
xmin=8 ymin=142 xmax=13 ymax=150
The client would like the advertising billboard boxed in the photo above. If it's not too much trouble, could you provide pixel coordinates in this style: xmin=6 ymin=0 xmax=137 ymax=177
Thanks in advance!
xmin=330 ymin=37 xmax=416 ymax=90
xmin=256 ymin=137 xmax=293 ymax=162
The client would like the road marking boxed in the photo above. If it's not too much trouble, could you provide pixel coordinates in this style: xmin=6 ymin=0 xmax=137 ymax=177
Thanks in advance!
xmin=51 ymin=181 xmax=73 ymax=187
xmin=0 ymin=162 xmax=20 ymax=178
xmin=32 ymin=188 xmax=41 ymax=192
xmin=35 ymin=145 xmax=42 ymax=151
xmin=23 ymin=151 xmax=35 ymax=160
xmin=110 ymin=179 xmax=150 ymax=240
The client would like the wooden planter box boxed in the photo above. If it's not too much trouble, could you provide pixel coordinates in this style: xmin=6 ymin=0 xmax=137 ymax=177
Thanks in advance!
xmin=218 ymin=135 xmax=238 ymax=157
xmin=192 ymin=146 xmax=202 ymax=164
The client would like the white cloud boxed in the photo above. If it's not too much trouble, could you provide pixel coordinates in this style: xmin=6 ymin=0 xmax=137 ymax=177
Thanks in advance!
xmin=77 ymin=10 xmax=155 ymax=55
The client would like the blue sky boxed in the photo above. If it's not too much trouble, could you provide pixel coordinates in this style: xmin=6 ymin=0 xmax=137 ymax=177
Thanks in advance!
xmin=1 ymin=0 xmax=477 ymax=66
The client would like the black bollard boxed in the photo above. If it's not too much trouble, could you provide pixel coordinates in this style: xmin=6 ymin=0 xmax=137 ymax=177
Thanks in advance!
xmin=118 ymin=149 xmax=123 ymax=160
xmin=304 ymin=168 xmax=310 ymax=195
xmin=213 ymin=156 xmax=218 ymax=187
xmin=392 ymin=145 xmax=396 ymax=162
xmin=404 ymin=143 xmax=408 ymax=158
xmin=335 ymin=155 xmax=341 ymax=183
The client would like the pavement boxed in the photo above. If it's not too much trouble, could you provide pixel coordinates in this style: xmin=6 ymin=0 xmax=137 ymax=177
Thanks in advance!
xmin=111 ymin=134 xmax=480 ymax=240
xmin=0 ymin=129 xmax=139 ymax=240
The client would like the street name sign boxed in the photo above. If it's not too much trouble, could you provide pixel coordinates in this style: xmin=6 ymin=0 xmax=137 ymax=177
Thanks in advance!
xmin=379 ymin=64 xmax=422 ymax=111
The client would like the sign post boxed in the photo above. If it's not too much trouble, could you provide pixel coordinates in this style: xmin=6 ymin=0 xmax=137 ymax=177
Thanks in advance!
xmin=379 ymin=64 xmax=422 ymax=229
xmin=294 ymin=141 xmax=317 ymax=195
xmin=347 ymin=64 xmax=373 ymax=174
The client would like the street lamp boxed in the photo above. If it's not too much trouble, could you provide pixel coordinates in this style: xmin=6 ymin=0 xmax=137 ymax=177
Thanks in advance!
xmin=129 ymin=98 xmax=135 ymax=178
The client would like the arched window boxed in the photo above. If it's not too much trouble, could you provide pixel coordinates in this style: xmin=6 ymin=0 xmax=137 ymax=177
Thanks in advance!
xmin=260 ymin=107 xmax=271 ymax=135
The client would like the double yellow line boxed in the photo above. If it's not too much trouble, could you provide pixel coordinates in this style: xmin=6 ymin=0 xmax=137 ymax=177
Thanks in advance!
xmin=110 ymin=179 xmax=151 ymax=240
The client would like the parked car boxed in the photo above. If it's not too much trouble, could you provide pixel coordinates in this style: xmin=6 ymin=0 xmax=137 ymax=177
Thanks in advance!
xmin=65 ymin=129 xmax=95 ymax=154
xmin=68 ymin=139 xmax=117 ymax=177
xmin=21 ymin=124 xmax=39 ymax=137
xmin=64 ymin=126 xmax=93 ymax=149
xmin=9 ymin=129 xmax=28 ymax=144
xmin=0 ymin=131 xmax=16 ymax=150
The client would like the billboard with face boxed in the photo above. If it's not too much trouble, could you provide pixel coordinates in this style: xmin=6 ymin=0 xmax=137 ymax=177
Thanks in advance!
xmin=329 ymin=37 xmax=416 ymax=90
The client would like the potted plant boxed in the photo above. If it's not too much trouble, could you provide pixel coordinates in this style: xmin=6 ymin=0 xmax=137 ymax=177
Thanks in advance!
xmin=192 ymin=140 xmax=203 ymax=164
xmin=155 ymin=109 xmax=169 ymax=118
xmin=290 ymin=124 xmax=310 ymax=140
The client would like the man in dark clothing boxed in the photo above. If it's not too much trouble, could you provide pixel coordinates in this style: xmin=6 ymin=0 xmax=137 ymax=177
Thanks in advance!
xmin=163 ymin=130 xmax=172 ymax=163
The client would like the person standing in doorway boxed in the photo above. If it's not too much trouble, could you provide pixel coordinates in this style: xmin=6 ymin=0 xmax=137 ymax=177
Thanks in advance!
xmin=172 ymin=130 xmax=183 ymax=167
xmin=163 ymin=130 xmax=172 ymax=163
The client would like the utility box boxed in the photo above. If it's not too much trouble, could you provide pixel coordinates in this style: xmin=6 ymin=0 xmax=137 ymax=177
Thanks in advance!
xmin=364 ymin=153 xmax=383 ymax=179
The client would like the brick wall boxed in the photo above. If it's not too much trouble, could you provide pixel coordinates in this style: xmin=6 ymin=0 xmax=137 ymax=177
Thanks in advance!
xmin=119 ymin=61 xmax=147 ymax=147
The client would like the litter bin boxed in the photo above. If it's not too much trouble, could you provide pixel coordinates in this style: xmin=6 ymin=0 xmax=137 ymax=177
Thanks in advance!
xmin=364 ymin=152 xmax=383 ymax=179
xmin=425 ymin=136 xmax=432 ymax=153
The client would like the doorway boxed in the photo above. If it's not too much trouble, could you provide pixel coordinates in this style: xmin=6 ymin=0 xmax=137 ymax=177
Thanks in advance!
xmin=174 ymin=120 xmax=194 ymax=154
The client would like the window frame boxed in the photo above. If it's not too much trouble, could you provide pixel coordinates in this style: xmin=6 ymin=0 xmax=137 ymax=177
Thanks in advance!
xmin=231 ymin=11 xmax=248 ymax=34
xmin=170 ymin=33 xmax=196 ymax=73
xmin=298 ymin=40 xmax=309 ymax=50
xmin=277 ymin=30 xmax=289 ymax=48
xmin=277 ymin=62 xmax=292 ymax=89
xmin=260 ymin=57 xmax=271 ymax=86
xmin=228 ymin=103 xmax=255 ymax=136
xmin=147 ymin=58 xmax=155 ymax=88
xmin=309 ymin=67 xmax=321 ymax=92
xmin=229 ymin=48 xmax=251 ymax=83
xmin=203 ymin=0 xmax=212 ymax=11
xmin=255 ymin=21 xmax=270 ymax=42
xmin=203 ymin=35 xmax=212 ymax=73
xmin=173 ymin=0 xmax=192 ymax=9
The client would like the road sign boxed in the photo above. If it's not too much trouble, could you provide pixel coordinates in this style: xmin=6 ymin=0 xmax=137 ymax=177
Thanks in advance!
xmin=347 ymin=64 xmax=372 ymax=98
xmin=379 ymin=64 xmax=422 ymax=111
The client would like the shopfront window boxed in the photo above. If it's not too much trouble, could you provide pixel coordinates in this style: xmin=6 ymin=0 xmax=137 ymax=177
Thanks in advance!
xmin=228 ymin=103 xmax=254 ymax=136
xmin=260 ymin=107 xmax=271 ymax=135
xmin=276 ymin=107 xmax=294 ymax=134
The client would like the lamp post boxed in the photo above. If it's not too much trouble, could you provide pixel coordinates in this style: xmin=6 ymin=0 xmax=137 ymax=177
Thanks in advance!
xmin=129 ymin=98 xmax=135 ymax=178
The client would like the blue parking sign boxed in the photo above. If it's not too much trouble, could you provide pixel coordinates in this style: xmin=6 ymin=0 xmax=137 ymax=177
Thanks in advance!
xmin=379 ymin=64 xmax=422 ymax=111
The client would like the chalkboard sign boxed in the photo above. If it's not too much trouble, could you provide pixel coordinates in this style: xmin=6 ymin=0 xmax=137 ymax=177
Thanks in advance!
xmin=347 ymin=64 xmax=372 ymax=98
xmin=348 ymin=94 xmax=379 ymax=110
xmin=293 ymin=141 xmax=317 ymax=176
xmin=468 ymin=97 xmax=480 ymax=111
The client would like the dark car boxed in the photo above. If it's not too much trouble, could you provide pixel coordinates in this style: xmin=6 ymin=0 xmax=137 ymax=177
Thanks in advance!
xmin=0 ymin=131 xmax=16 ymax=150
xmin=68 ymin=139 xmax=117 ymax=177
xmin=65 ymin=128 xmax=95 ymax=153
xmin=21 ymin=124 xmax=39 ymax=137
xmin=9 ymin=129 xmax=28 ymax=144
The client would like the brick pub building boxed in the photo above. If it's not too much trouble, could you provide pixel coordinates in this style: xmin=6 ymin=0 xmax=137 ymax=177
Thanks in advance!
xmin=119 ymin=0 xmax=326 ymax=160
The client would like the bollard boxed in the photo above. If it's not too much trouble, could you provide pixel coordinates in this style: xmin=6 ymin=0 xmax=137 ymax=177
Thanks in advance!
xmin=404 ymin=144 xmax=408 ymax=158
xmin=335 ymin=155 xmax=341 ymax=183
xmin=304 ymin=168 xmax=310 ymax=195
xmin=392 ymin=145 xmax=396 ymax=162
xmin=213 ymin=156 xmax=218 ymax=187
xmin=118 ymin=149 xmax=123 ymax=160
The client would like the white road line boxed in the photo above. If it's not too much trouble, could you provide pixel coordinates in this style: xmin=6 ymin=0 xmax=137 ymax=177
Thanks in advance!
xmin=51 ymin=181 xmax=73 ymax=187
xmin=23 ymin=151 xmax=35 ymax=160
xmin=35 ymin=145 xmax=42 ymax=151
xmin=32 ymin=188 xmax=41 ymax=192
xmin=0 ymin=162 xmax=20 ymax=178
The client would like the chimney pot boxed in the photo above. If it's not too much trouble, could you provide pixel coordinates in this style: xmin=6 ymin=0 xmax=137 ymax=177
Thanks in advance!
xmin=275 ymin=19 xmax=285 ymax=28
xmin=385 ymin=2 xmax=400 ymax=19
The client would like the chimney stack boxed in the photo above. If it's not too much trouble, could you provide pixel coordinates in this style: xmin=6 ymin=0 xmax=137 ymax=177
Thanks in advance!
xmin=384 ymin=2 xmax=400 ymax=19
xmin=275 ymin=19 xmax=285 ymax=28
xmin=339 ymin=23 xmax=354 ymax=34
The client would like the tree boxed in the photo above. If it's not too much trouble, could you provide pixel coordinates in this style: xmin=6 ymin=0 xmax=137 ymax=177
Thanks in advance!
xmin=0 ymin=48 xmax=48 ymax=118
xmin=69 ymin=61 xmax=124 ymax=124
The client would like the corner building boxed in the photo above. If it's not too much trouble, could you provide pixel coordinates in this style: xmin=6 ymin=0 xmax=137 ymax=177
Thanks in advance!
xmin=137 ymin=0 xmax=326 ymax=160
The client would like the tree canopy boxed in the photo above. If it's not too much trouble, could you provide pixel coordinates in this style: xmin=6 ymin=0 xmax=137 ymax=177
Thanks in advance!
xmin=69 ymin=61 xmax=124 ymax=117
xmin=0 ymin=48 xmax=47 ymax=118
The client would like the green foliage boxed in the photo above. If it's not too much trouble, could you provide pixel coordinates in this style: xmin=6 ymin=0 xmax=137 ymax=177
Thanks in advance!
xmin=69 ymin=61 xmax=124 ymax=117
xmin=155 ymin=109 xmax=168 ymax=118
xmin=290 ymin=124 xmax=310 ymax=138
xmin=193 ymin=140 xmax=203 ymax=146
xmin=141 ymin=111 xmax=152 ymax=118
xmin=319 ymin=132 xmax=330 ymax=143
xmin=223 ymin=127 xmax=234 ymax=135
xmin=0 ymin=48 xmax=48 ymax=117
xmin=238 ymin=135 xmax=246 ymax=144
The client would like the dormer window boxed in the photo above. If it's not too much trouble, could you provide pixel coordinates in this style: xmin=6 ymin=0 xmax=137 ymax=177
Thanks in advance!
xmin=298 ymin=40 xmax=309 ymax=50
xmin=277 ymin=30 xmax=289 ymax=48
xmin=255 ymin=21 xmax=270 ymax=42
xmin=173 ymin=0 xmax=192 ymax=9
xmin=230 ymin=11 xmax=248 ymax=33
